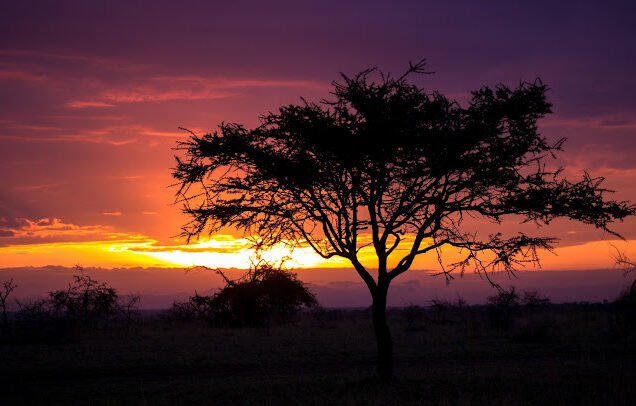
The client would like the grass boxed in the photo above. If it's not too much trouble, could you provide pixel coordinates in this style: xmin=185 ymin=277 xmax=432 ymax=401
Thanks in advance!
xmin=1 ymin=304 xmax=635 ymax=405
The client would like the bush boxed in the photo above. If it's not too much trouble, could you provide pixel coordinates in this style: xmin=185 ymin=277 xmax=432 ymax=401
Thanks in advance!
xmin=170 ymin=264 xmax=317 ymax=326
xmin=521 ymin=289 xmax=551 ymax=307
xmin=487 ymin=287 xmax=521 ymax=308
xmin=14 ymin=267 xmax=140 ymax=333
xmin=487 ymin=287 xmax=553 ymax=331
xmin=49 ymin=269 xmax=120 ymax=326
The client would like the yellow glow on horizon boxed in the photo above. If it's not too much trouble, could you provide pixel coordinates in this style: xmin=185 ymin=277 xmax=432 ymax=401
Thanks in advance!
xmin=144 ymin=246 xmax=348 ymax=268
xmin=0 ymin=235 xmax=352 ymax=269
xmin=0 ymin=231 xmax=633 ymax=272
xmin=0 ymin=239 xmax=169 ymax=268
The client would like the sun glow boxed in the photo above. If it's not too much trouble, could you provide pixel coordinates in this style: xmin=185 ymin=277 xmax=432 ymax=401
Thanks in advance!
xmin=1 ymin=218 xmax=633 ymax=271
xmin=0 ymin=233 xmax=351 ymax=269
xmin=136 ymin=237 xmax=351 ymax=269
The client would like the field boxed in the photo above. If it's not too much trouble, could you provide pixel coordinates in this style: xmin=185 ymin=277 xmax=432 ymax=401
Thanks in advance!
xmin=1 ymin=304 xmax=635 ymax=405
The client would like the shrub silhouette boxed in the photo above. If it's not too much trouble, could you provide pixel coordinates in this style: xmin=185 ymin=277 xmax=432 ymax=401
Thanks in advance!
xmin=172 ymin=264 xmax=317 ymax=326
xmin=429 ymin=297 xmax=466 ymax=325
xmin=49 ymin=267 xmax=120 ymax=327
xmin=487 ymin=286 xmax=521 ymax=308
xmin=521 ymin=289 xmax=551 ymax=307
xmin=15 ymin=267 xmax=140 ymax=334
xmin=487 ymin=287 xmax=553 ymax=331
xmin=0 ymin=279 xmax=17 ymax=328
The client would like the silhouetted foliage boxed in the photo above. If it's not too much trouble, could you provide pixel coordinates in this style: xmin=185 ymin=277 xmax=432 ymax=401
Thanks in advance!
xmin=170 ymin=264 xmax=317 ymax=326
xmin=487 ymin=286 xmax=521 ymax=308
xmin=487 ymin=286 xmax=553 ymax=331
xmin=521 ymin=289 xmax=551 ymax=307
xmin=48 ymin=267 xmax=120 ymax=326
xmin=11 ymin=267 xmax=141 ymax=342
xmin=174 ymin=59 xmax=635 ymax=381
xmin=612 ymin=251 xmax=636 ymax=334
xmin=0 ymin=279 xmax=17 ymax=328
xmin=5 ymin=302 xmax=636 ymax=404
xmin=117 ymin=294 xmax=141 ymax=328
xmin=429 ymin=297 xmax=466 ymax=325
xmin=614 ymin=250 xmax=636 ymax=302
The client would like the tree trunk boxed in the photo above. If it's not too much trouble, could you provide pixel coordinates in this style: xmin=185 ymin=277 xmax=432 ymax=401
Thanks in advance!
xmin=372 ymin=284 xmax=393 ymax=382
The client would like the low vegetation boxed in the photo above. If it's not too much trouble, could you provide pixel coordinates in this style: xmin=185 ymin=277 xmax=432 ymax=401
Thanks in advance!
xmin=168 ymin=264 xmax=317 ymax=326
xmin=1 ymin=266 xmax=140 ymax=343
xmin=1 ymin=298 xmax=635 ymax=404
xmin=2 ymin=274 xmax=636 ymax=404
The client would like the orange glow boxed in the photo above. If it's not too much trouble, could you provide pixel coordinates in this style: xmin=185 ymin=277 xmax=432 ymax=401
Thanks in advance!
xmin=1 ymin=229 xmax=633 ymax=272
xmin=136 ymin=237 xmax=352 ymax=269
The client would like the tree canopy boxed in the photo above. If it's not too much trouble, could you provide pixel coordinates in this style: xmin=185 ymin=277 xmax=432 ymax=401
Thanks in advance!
xmin=173 ymin=59 xmax=635 ymax=380
xmin=174 ymin=60 xmax=634 ymax=288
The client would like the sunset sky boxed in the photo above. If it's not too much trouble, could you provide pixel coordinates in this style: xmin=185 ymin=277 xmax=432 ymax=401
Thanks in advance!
xmin=2 ymin=1 xmax=636 ymax=276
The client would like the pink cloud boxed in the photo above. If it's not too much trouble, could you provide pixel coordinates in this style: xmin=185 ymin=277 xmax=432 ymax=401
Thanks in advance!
xmin=65 ymin=100 xmax=115 ymax=109
xmin=0 ymin=217 xmax=113 ymax=240
xmin=0 ymin=124 xmax=150 ymax=145
xmin=543 ymin=114 xmax=636 ymax=130
xmin=14 ymin=183 xmax=61 ymax=192
xmin=67 ymin=75 xmax=325 ymax=107
xmin=98 ymin=88 xmax=234 ymax=103
xmin=0 ymin=122 xmax=190 ymax=145
xmin=0 ymin=69 xmax=46 ymax=82
xmin=0 ymin=49 xmax=150 ymax=73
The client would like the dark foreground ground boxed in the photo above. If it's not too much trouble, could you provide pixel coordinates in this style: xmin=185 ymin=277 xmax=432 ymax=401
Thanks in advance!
xmin=1 ymin=304 xmax=635 ymax=405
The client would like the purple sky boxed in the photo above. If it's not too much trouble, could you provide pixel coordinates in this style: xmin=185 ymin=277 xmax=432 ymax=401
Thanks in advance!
xmin=1 ymin=1 xmax=636 ymax=278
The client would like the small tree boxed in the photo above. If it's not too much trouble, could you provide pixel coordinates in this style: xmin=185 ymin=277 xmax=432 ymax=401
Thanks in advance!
xmin=487 ymin=286 xmax=521 ymax=308
xmin=117 ymin=294 xmax=141 ymax=328
xmin=173 ymin=60 xmax=635 ymax=380
xmin=47 ymin=266 xmax=140 ymax=328
xmin=176 ymin=263 xmax=317 ymax=326
xmin=615 ymin=250 xmax=636 ymax=301
xmin=0 ymin=279 xmax=18 ymax=328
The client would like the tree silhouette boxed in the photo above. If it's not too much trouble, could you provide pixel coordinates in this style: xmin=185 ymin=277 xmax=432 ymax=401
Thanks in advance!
xmin=1 ymin=279 xmax=17 ymax=329
xmin=173 ymin=60 xmax=635 ymax=381
xmin=614 ymin=250 xmax=636 ymax=300
xmin=177 ymin=263 xmax=317 ymax=326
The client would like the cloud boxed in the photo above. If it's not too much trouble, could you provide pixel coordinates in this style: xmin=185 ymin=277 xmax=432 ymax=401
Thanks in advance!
xmin=14 ymin=183 xmax=60 ymax=192
xmin=2 ymin=217 xmax=110 ymax=239
xmin=103 ymin=212 xmax=123 ymax=216
xmin=66 ymin=75 xmax=325 ymax=107
xmin=2 ymin=51 xmax=324 ymax=113
xmin=543 ymin=114 xmax=636 ymax=130
xmin=0 ymin=217 xmax=133 ymax=247
xmin=0 ymin=69 xmax=46 ymax=82
xmin=0 ymin=124 xmax=139 ymax=145
xmin=0 ymin=122 xmax=190 ymax=145
xmin=0 ymin=133 xmax=137 ymax=146
xmin=130 ymin=236 xmax=253 ymax=254
xmin=103 ymin=175 xmax=145 ymax=181
xmin=0 ymin=214 xmax=633 ymax=273
xmin=97 ymin=87 xmax=234 ymax=104
xmin=65 ymin=101 xmax=115 ymax=109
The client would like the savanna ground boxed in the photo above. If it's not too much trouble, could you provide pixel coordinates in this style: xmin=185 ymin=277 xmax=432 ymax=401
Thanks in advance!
xmin=1 ymin=302 xmax=635 ymax=405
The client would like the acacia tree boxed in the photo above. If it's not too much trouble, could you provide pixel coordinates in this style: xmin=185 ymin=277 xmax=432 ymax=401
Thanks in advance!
xmin=173 ymin=60 xmax=634 ymax=381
